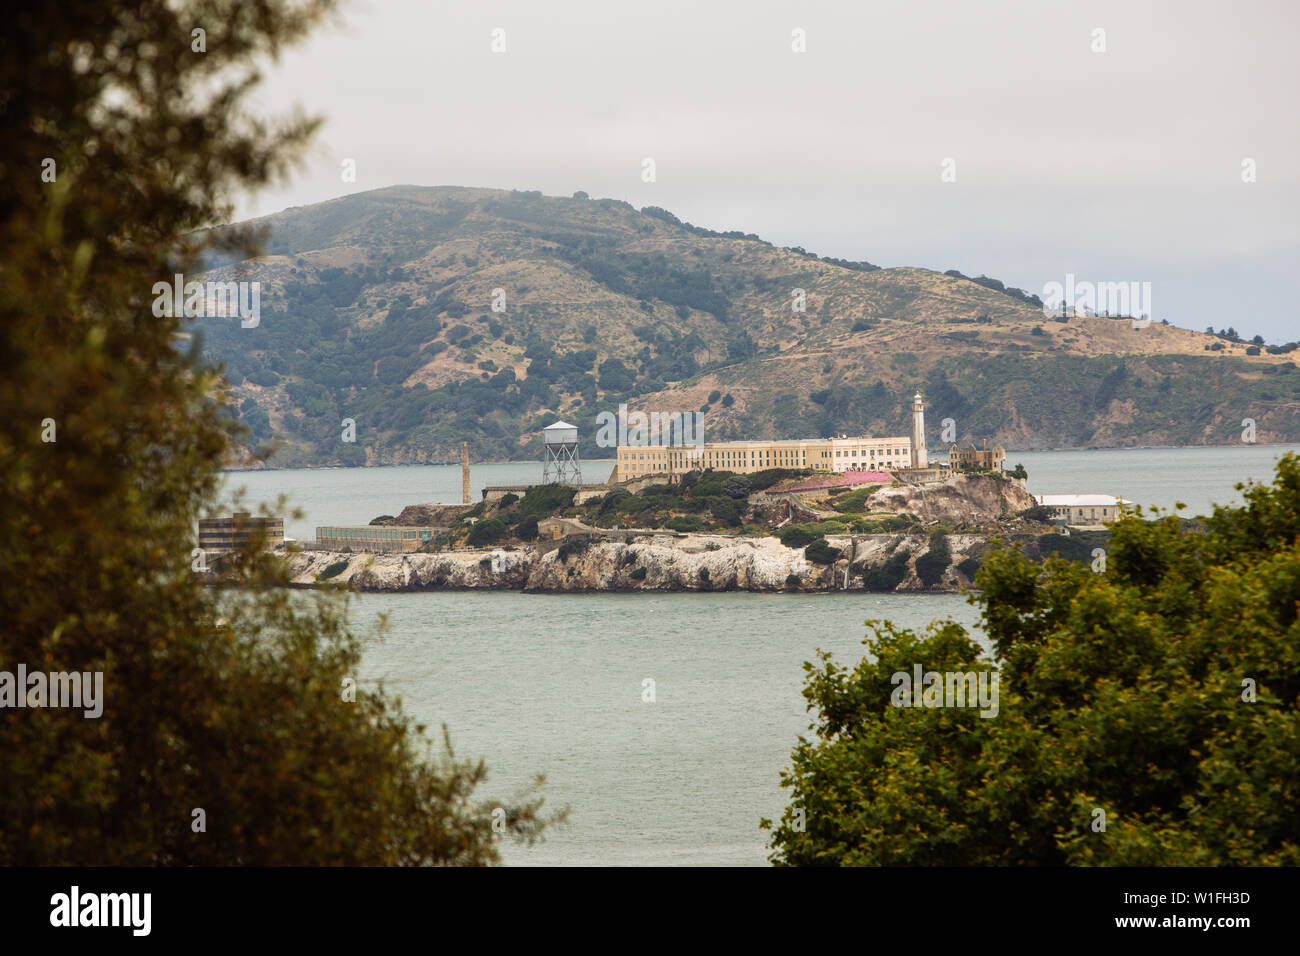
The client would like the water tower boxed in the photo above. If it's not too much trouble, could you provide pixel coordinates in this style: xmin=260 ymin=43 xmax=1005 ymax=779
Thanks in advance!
xmin=542 ymin=420 xmax=582 ymax=485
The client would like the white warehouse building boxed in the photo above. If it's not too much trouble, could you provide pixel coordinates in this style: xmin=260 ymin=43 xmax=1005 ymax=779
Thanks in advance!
xmin=1035 ymin=494 xmax=1134 ymax=525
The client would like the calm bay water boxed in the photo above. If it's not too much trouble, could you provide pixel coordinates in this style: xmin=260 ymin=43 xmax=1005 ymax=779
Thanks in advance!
xmin=220 ymin=444 xmax=1300 ymax=865
xmin=222 ymin=458 xmax=573 ymax=542
xmin=354 ymin=590 xmax=977 ymax=866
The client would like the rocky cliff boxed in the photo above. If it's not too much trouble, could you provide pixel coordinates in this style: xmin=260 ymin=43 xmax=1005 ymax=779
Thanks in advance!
xmin=283 ymin=530 xmax=1018 ymax=594
xmin=863 ymin=473 xmax=1037 ymax=525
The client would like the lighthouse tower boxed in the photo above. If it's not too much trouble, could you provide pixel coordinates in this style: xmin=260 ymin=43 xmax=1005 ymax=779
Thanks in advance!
xmin=910 ymin=392 xmax=928 ymax=468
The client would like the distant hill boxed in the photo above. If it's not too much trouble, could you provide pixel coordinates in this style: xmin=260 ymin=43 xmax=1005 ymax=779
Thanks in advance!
xmin=194 ymin=185 xmax=1300 ymax=467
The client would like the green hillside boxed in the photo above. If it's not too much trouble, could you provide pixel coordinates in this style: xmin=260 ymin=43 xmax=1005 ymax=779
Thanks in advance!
xmin=194 ymin=185 xmax=1300 ymax=466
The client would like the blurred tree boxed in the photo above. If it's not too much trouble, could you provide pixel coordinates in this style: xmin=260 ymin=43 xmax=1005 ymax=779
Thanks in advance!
xmin=765 ymin=455 xmax=1300 ymax=865
xmin=0 ymin=0 xmax=559 ymax=864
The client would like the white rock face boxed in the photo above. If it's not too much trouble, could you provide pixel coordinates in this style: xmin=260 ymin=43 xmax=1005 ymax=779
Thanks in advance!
xmin=526 ymin=536 xmax=817 ymax=592
xmin=288 ymin=548 xmax=534 ymax=591
xmin=864 ymin=474 xmax=1035 ymax=524
xmin=282 ymin=531 xmax=993 ymax=594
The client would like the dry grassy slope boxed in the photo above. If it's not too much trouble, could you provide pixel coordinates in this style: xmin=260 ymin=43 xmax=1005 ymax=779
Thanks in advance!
xmin=201 ymin=185 xmax=1299 ymax=463
xmin=629 ymin=261 xmax=1295 ymax=446
xmin=252 ymin=192 xmax=1253 ymax=358
xmin=650 ymin=311 xmax=1265 ymax=418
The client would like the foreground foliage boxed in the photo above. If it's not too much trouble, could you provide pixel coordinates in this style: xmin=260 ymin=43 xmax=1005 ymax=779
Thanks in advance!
xmin=766 ymin=455 xmax=1300 ymax=865
xmin=0 ymin=0 xmax=557 ymax=864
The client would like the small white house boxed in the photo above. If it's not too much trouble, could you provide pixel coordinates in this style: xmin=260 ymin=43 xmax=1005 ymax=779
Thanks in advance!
xmin=1035 ymin=494 xmax=1134 ymax=525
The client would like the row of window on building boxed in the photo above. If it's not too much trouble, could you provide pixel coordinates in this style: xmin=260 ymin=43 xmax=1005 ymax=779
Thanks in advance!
xmin=834 ymin=447 xmax=905 ymax=459
xmin=314 ymin=526 xmax=440 ymax=553
xmin=317 ymin=527 xmax=428 ymax=540
xmin=197 ymin=514 xmax=284 ymax=552
xmin=616 ymin=436 xmax=913 ymax=479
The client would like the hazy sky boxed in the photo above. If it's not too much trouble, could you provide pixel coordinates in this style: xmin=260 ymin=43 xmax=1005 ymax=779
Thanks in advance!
xmin=242 ymin=0 xmax=1299 ymax=340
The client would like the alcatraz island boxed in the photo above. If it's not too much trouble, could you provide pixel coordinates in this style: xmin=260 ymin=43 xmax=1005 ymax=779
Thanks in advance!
xmin=203 ymin=393 xmax=1132 ymax=594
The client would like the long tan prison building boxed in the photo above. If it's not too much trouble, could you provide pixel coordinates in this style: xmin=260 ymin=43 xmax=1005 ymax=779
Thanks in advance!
xmin=616 ymin=435 xmax=913 ymax=480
